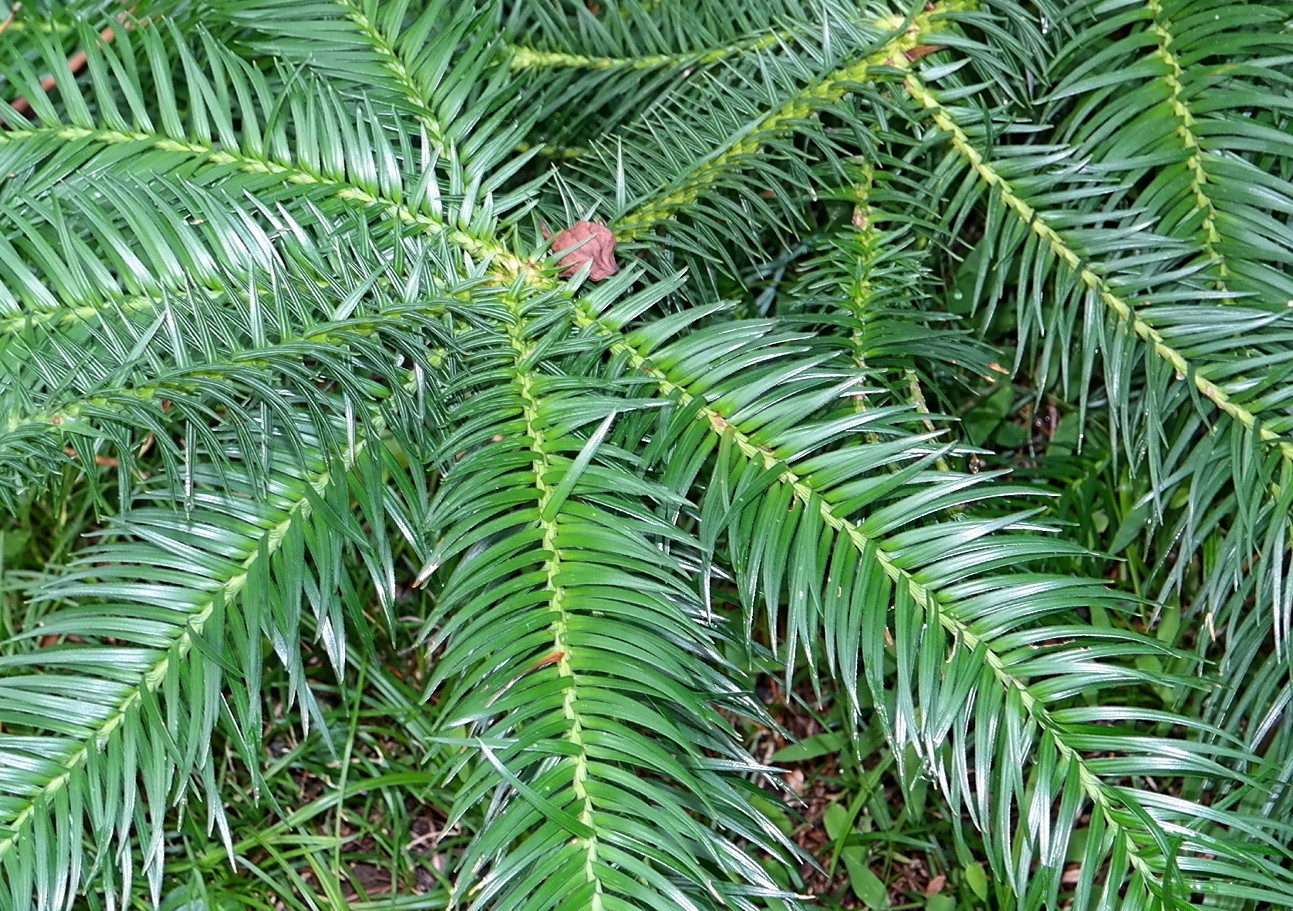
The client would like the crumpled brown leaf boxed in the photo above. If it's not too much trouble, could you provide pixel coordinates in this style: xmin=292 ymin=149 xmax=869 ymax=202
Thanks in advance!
xmin=544 ymin=220 xmax=618 ymax=281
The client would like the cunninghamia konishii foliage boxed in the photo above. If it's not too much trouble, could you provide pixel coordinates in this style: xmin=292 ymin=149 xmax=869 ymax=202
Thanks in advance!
xmin=2 ymin=0 xmax=1293 ymax=908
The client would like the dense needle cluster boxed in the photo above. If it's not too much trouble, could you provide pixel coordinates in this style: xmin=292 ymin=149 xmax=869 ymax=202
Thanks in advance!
xmin=1 ymin=1 xmax=1293 ymax=909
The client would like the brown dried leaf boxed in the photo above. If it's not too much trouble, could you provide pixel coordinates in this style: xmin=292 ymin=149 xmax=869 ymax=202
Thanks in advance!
xmin=546 ymin=221 xmax=619 ymax=280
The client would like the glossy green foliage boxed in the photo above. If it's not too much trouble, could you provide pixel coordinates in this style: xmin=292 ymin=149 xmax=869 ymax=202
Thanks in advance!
xmin=2 ymin=0 xmax=1293 ymax=908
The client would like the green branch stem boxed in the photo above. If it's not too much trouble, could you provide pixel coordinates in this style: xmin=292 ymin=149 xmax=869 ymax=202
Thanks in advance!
xmin=508 ymin=29 xmax=783 ymax=72
xmin=0 ymin=126 xmax=524 ymax=276
xmin=902 ymin=74 xmax=1293 ymax=464
xmin=612 ymin=0 xmax=968 ymax=242
xmin=505 ymin=295 xmax=603 ymax=907
xmin=1147 ymin=0 xmax=1227 ymax=282
xmin=0 ymin=292 xmax=159 ymax=337
xmin=0 ymin=311 xmax=428 ymax=470
xmin=573 ymin=301 xmax=1177 ymax=887
xmin=337 ymin=0 xmax=455 ymax=157
xmin=0 ymin=423 xmax=372 ymax=869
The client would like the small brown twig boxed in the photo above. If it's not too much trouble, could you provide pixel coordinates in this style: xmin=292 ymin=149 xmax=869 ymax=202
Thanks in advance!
xmin=5 ymin=2 xmax=135 ymax=120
